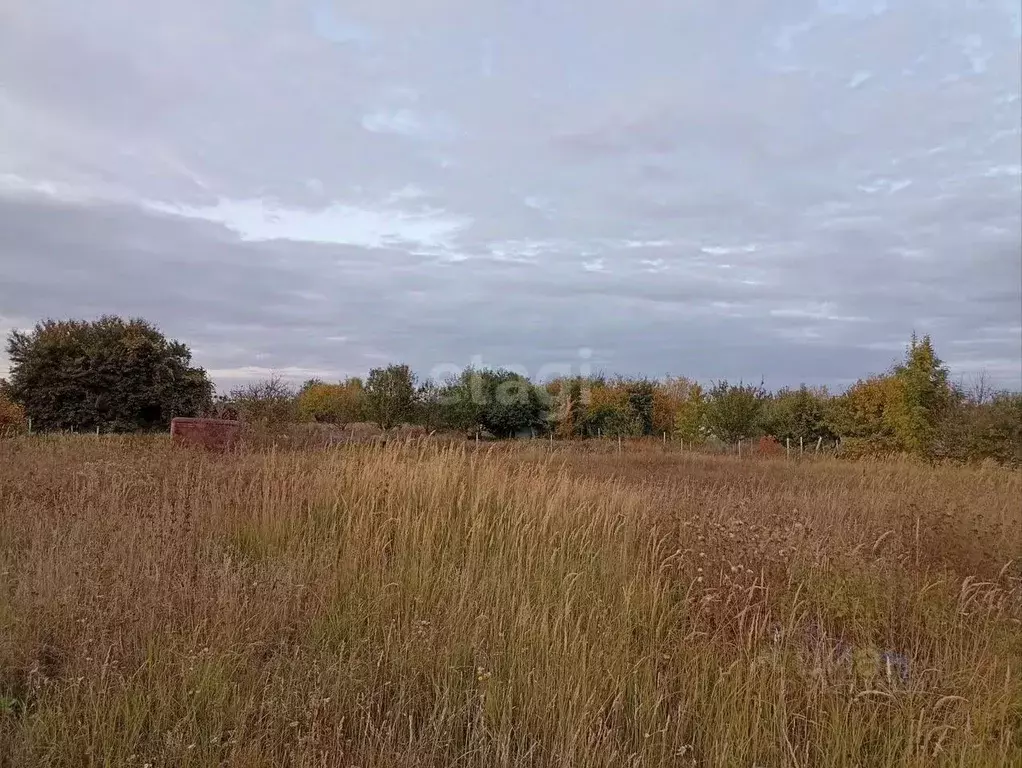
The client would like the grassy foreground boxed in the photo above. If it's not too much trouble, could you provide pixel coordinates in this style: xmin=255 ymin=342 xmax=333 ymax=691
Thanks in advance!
xmin=0 ymin=438 xmax=1019 ymax=767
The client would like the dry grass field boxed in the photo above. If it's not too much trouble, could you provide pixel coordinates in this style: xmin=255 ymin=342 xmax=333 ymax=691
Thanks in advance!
xmin=0 ymin=437 xmax=1019 ymax=767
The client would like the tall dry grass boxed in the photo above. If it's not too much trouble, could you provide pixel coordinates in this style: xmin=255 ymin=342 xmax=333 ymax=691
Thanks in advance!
xmin=0 ymin=436 xmax=1019 ymax=767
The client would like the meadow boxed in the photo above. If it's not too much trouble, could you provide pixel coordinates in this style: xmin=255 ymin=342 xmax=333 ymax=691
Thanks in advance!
xmin=0 ymin=437 xmax=1019 ymax=767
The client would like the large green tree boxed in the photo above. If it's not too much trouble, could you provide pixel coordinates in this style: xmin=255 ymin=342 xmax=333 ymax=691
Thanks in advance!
xmin=475 ymin=369 xmax=547 ymax=438
xmin=763 ymin=385 xmax=835 ymax=444
xmin=5 ymin=316 xmax=212 ymax=432
xmin=364 ymin=364 xmax=417 ymax=429
xmin=704 ymin=379 xmax=765 ymax=444
xmin=625 ymin=378 xmax=657 ymax=436
xmin=434 ymin=368 xmax=547 ymax=438
xmin=891 ymin=332 xmax=957 ymax=454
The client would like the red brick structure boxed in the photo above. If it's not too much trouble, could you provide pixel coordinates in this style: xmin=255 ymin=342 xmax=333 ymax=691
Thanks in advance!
xmin=170 ymin=417 xmax=243 ymax=452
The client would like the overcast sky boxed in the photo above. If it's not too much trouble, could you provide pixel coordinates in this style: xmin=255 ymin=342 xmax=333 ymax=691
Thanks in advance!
xmin=1 ymin=0 xmax=1020 ymax=392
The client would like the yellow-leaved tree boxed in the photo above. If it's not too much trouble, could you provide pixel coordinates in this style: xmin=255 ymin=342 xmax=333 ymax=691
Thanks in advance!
xmin=296 ymin=378 xmax=366 ymax=425
xmin=673 ymin=382 xmax=707 ymax=445
xmin=584 ymin=381 xmax=641 ymax=437
xmin=834 ymin=374 xmax=908 ymax=454
xmin=0 ymin=385 xmax=27 ymax=435
xmin=652 ymin=376 xmax=692 ymax=436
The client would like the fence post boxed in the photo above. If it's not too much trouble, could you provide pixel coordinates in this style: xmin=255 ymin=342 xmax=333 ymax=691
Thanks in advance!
xmin=786 ymin=437 xmax=790 ymax=459
xmin=815 ymin=436 xmax=822 ymax=453
xmin=618 ymin=435 xmax=622 ymax=453
xmin=799 ymin=436 xmax=803 ymax=456
xmin=738 ymin=439 xmax=742 ymax=458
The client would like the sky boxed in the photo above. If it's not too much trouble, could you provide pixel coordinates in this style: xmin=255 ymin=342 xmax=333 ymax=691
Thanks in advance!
xmin=1 ymin=0 xmax=1020 ymax=392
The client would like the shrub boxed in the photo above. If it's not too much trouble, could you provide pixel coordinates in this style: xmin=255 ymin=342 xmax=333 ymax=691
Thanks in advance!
xmin=225 ymin=375 xmax=298 ymax=427
xmin=0 ymin=391 xmax=26 ymax=436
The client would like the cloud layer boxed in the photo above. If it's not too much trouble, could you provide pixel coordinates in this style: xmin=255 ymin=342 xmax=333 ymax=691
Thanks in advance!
xmin=1 ymin=0 xmax=1019 ymax=390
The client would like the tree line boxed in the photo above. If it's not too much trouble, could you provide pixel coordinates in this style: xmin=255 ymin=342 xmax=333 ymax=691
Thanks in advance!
xmin=2 ymin=316 xmax=1019 ymax=464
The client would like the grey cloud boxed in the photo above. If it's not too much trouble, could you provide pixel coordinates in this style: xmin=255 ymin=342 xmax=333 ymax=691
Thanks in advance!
xmin=0 ymin=0 xmax=1019 ymax=389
